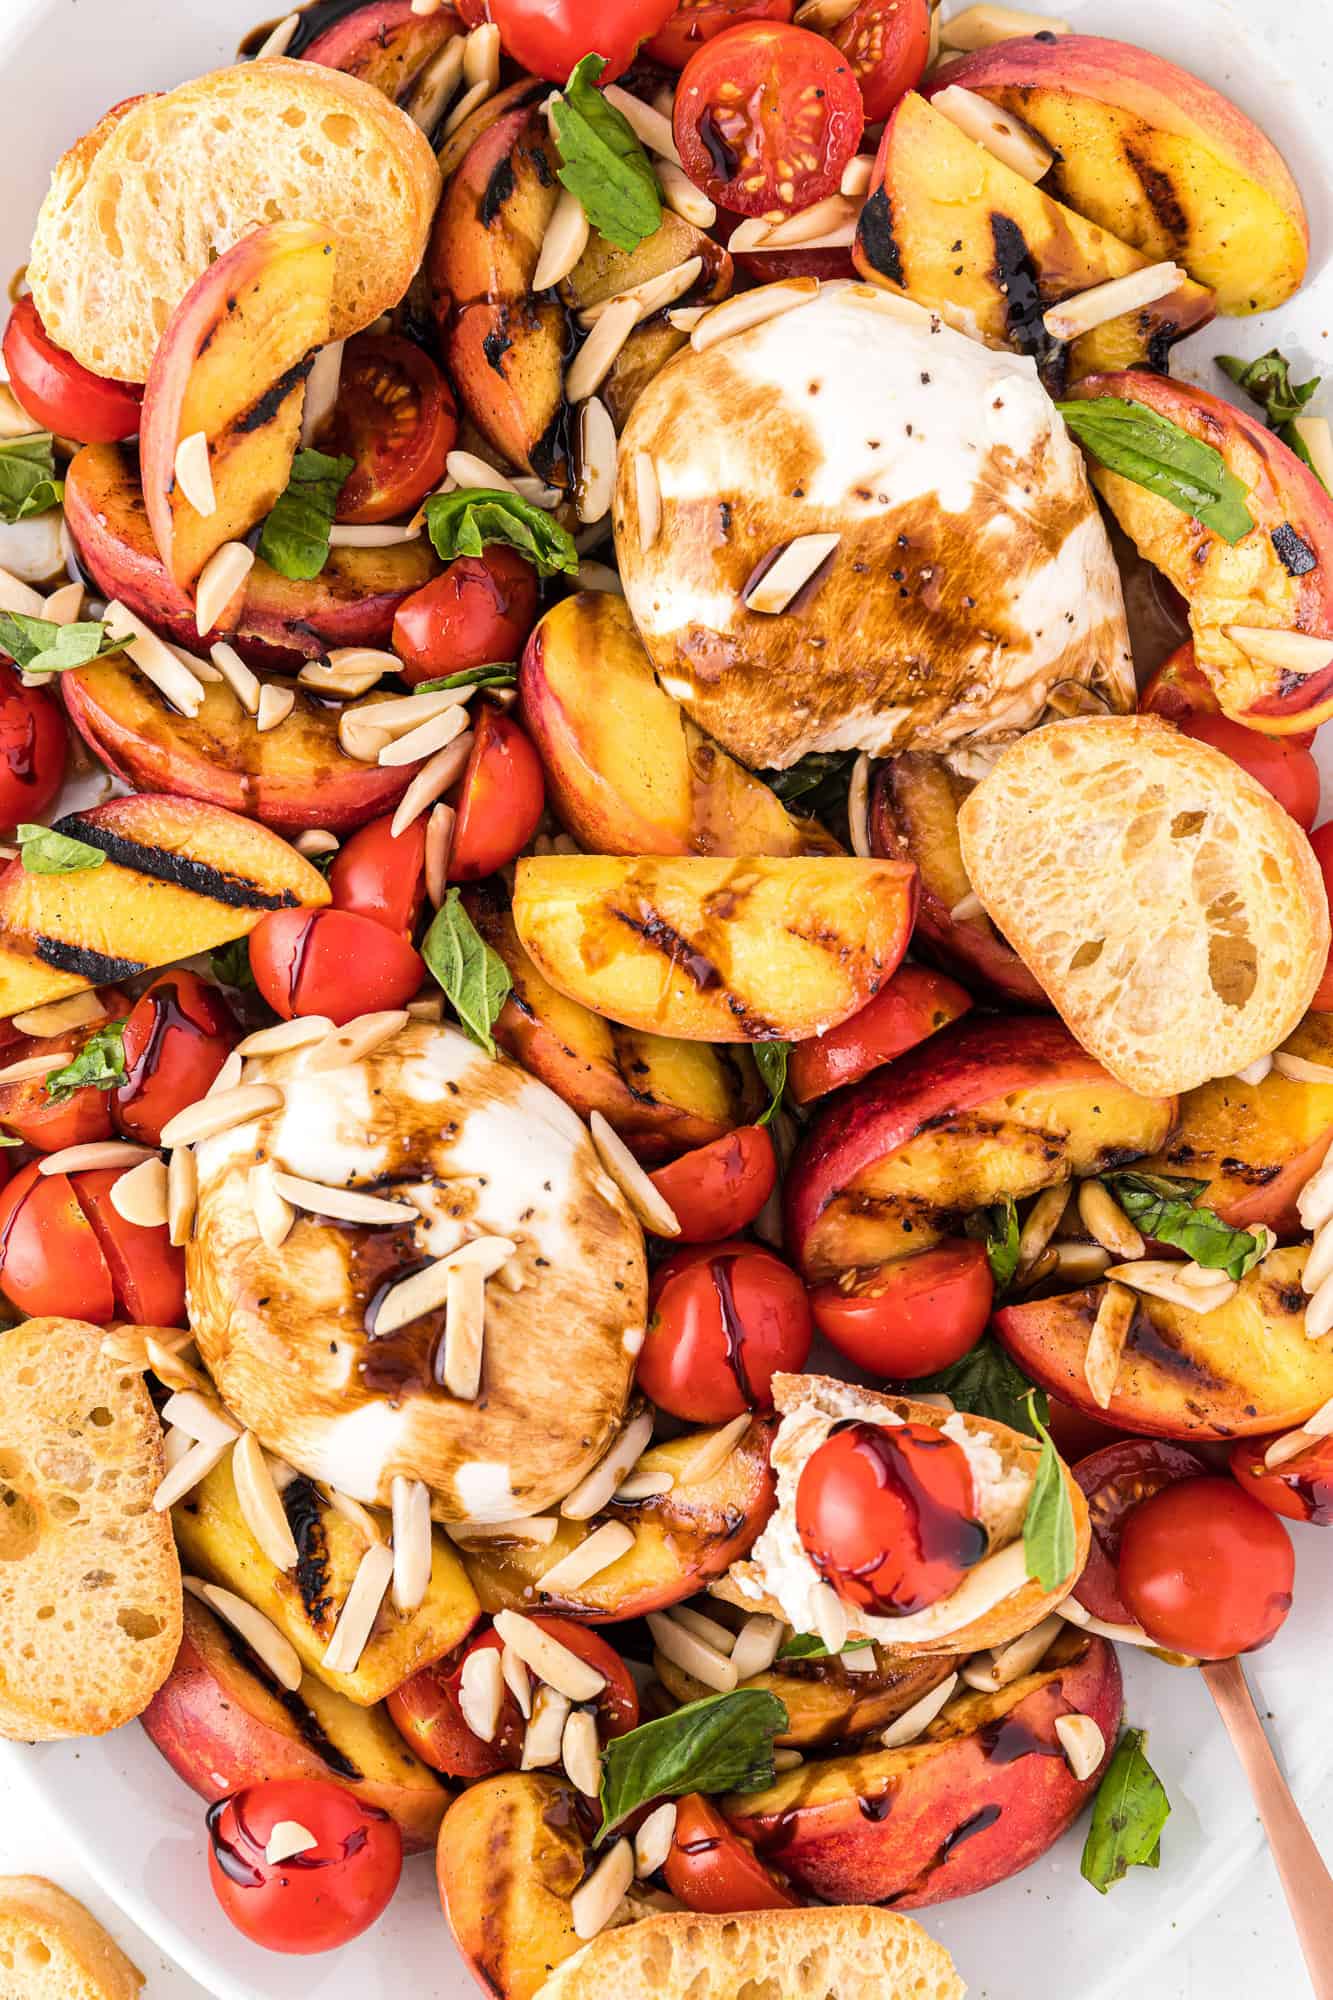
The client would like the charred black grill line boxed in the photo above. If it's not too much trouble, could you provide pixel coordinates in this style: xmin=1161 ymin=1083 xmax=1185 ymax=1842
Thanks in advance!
xmin=35 ymin=937 xmax=146 ymax=982
xmin=1272 ymin=523 xmax=1318 ymax=577
xmin=234 ymin=352 xmax=318 ymax=434
xmin=52 ymin=814 xmax=303 ymax=909
xmin=1122 ymin=144 xmax=1189 ymax=243
xmin=481 ymin=157 xmax=517 ymax=228
xmin=990 ymin=214 xmax=1065 ymax=394
xmin=858 ymin=189 xmax=904 ymax=287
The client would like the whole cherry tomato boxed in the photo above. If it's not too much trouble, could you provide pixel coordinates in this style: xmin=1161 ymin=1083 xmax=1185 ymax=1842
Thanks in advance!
xmin=115 ymin=972 xmax=237 ymax=1146
xmin=674 ymin=24 xmax=864 ymax=217
xmin=810 ymin=1240 xmax=991 ymax=1379
xmin=787 ymin=963 xmax=970 ymax=1105
xmin=1141 ymin=640 xmax=1315 ymax=748
xmin=248 ymin=908 xmax=425 ymax=1024
xmin=640 ymin=1239 xmax=812 ymax=1422
xmin=795 ymin=1419 xmax=985 ymax=1617
xmin=0 ymin=665 xmax=66 ymax=831
xmin=1231 ymin=1434 xmax=1333 ymax=1526
xmin=206 ymin=1778 xmax=402 ymax=1954
xmin=0 ymin=1162 xmax=115 ymax=1321
xmin=647 ymin=1125 xmax=776 ymax=1242
xmin=448 ymin=705 xmax=545 ymax=881
xmin=1303 ymin=822 xmax=1333 ymax=1010
xmin=74 ymin=1167 xmax=187 ymax=1325
xmin=1071 ymin=1440 xmax=1210 ymax=1624
xmin=663 ymin=1794 xmax=799 ymax=1914
xmin=1117 ymin=1476 xmax=1295 ymax=1659
xmin=828 ymin=0 xmax=931 ymax=121
xmin=329 ymin=813 xmax=427 ymax=936
xmin=1174 ymin=712 xmax=1319 ymax=829
xmin=2 ymin=296 xmax=143 ymax=443
xmin=392 ymin=548 xmax=539 ymax=686
xmin=646 ymin=0 xmax=793 ymax=69
xmin=388 ymin=1616 xmax=638 ymax=1780
xmin=482 ymin=0 xmax=678 ymax=80
xmin=324 ymin=334 xmax=457 ymax=526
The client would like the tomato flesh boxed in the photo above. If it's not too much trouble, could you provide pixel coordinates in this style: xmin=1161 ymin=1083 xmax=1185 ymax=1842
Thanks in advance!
xmin=1117 ymin=1476 xmax=1295 ymax=1659
xmin=1230 ymin=1435 xmax=1333 ymax=1526
xmin=0 ymin=1162 xmax=116 ymax=1321
xmin=74 ymin=1167 xmax=187 ymax=1326
xmin=484 ymin=0 xmax=679 ymax=80
xmin=115 ymin=971 xmax=237 ymax=1146
xmin=448 ymin=705 xmax=546 ymax=881
xmin=640 ymin=1238 xmax=812 ymax=1422
xmin=0 ymin=666 xmax=67 ymax=832
xmin=647 ymin=1124 xmax=776 ymax=1243
xmin=787 ymin=962 xmax=971 ymax=1104
xmin=392 ymin=548 xmax=539 ymax=687
xmin=329 ymin=813 xmax=428 ymax=937
xmin=663 ymin=1793 xmax=799 ymax=1913
xmin=324 ymin=334 xmax=456 ymax=525
xmin=811 ymin=1240 xmax=992 ymax=1380
xmin=207 ymin=1778 xmax=402 ymax=1954
xmin=796 ymin=1419 xmax=985 ymax=1617
xmin=0 ymin=1005 xmax=131 ymax=1153
xmin=674 ymin=23 xmax=864 ymax=216
xmin=647 ymin=0 xmax=793 ymax=69
xmin=1174 ymin=712 xmax=1319 ymax=829
xmin=831 ymin=0 xmax=931 ymax=121
xmin=2 ymin=296 xmax=143 ymax=443
xmin=248 ymin=908 xmax=425 ymax=1024
xmin=1071 ymin=1439 xmax=1210 ymax=1625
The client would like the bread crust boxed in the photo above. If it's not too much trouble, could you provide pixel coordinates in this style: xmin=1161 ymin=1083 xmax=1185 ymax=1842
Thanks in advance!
xmin=0 ymin=1878 xmax=143 ymax=2000
xmin=27 ymin=60 xmax=441 ymax=383
xmin=957 ymin=714 xmax=1331 ymax=1094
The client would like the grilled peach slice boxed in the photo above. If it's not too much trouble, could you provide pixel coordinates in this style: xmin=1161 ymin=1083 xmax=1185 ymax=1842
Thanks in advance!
xmin=928 ymin=35 xmax=1308 ymax=315
xmin=64 ymin=443 xmax=441 ymax=666
xmin=141 ymin=1594 xmax=447 ymax=1852
xmin=558 ymin=211 xmax=733 ymax=316
xmin=512 ymin=856 xmax=918 ymax=1044
xmin=1065 ymin=372 xmax=1333 ymax=734
xmin=469 ymin=889 xmax=765 ymax=1163
xmin=461 ymin=1418 xmax=776 ymax=1622
xmin=435 ymin=77 xmax=547 ymax=183
xmin=656 ymin=1643 xmax=959 ymax=1752
xmin=786 ymin=1014 xmax=1177 ymax=1279
xmin=870 ymin=754 xmax=1048 ymax=1006
xmin=996 ymin=1245 xmax=1333 ymax=1440
xmin=0 ymin=794 xmax=330 ymax=1017
xmin=520 ymin=594 xmax=839 ymax=860
xmin=853 ymin=91 xmax=1213 ymax=389
xmin=449 ymin=300 xmax=572 ymax=484
xmin=437 ymin=1773 xmax=585 ymax=2000
xmin=723 ymin=1630 xmax=1120 ymax=1909
xmin=302 ymin=0 xmax=461 ymax=102
xmin=786 ymin=965 xmax=973 ymax=1107
xmin=140 ymin=222 xmax=336 ymax=590
xmin=62 ymin=659 xmax=421 ymax=834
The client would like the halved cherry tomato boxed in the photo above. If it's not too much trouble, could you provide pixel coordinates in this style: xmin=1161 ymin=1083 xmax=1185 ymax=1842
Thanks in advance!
xmin=1141 ymin=640 xmax=1315 ymax=749
xmin=388 ymin=1616 xmax=639 ymax=1780
xmin=448 ymin=705 xmax=545 ymax=881
xmin=0 ymin=666 xmax=67 ymax=831
xmin=828 ymin=0 xmax=931 ymax=121
xmin=2 ymin=297 xmax=143 ymax=443
xmin=0 ymin=1002 xmax=132 ymax=1153
xmin=392 ymin=547 xmax=539 ymax=687
xmin=663 ymin=1794 xmax=799 ymax=1914
xmin=74 ymin=1167 xmax=186 ymax=1326
xmin=796 ymin=1419 xmax=985 ymax=1617
xmin=647 ymin=1125 xmax=776 ymax=1242
xmin=1174 ymin=712 xmax=1320 ymax=829
xmin=674 ymin=23 xmax=864 ymax=217
xmin=484 ymin=0 xmax=678 ymax=80
xmin=787 ymin=963 xmax=971 ymax=1104
xmin=0 ymin=1162 xmax=115 ymax=1321
xmin=1043 ymin=1395 xmax=1129 ymax=1467
xmin=1117 ymin=1476 xmax=1295 ymax=1659
xmin=811 ymin=1240 xmax=991 ymax=1380
xmin=115 ymin=972 xmax=237 ymax=1146
xmin=248 ymin=908 xmax=425 ymax=1024
xmin=1231 ymin=1434 xmax=1333 ymax=1525
xmin=1071 ymin=1439 xmax=1209 ymax=1625
xmin=328 ymin=813 xmax=427 ymax=936
xmin=207 ymin=1778 xmax=402 ymax=1955
xmin=1309 ymin=821 xmax=1333 ymax=1010
xmin=324 ymin=334 xmax=457 ymax=526
xmin=646 ymin=0 xmax=793 ymax=69
xmin=641 ymin=1238 xmax=812 ymax=1422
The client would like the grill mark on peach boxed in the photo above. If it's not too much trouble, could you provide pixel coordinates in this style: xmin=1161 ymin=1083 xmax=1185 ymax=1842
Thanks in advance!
xmin=1121 ymin=143 xmax=1190 ymax=245
xmin=1120 ymin=1299 xmax=1227 ymax=1390
xmin=54 ymin=813 xmax=303 ymax=909
xmin=35 ymin=936 xmax=146 ymax=983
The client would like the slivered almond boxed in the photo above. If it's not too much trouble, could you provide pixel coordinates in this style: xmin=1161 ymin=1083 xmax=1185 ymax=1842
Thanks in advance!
xmin=567 ymin=297 xmax=641 ymax=404
xmin=265 ymin=1821 xmax=318 ymax=1865
xmin=731 ymin=196 xmax=857 ymax=252
xmin=1299 ymin=1156 xmax=1333 ymax=1233
xmin=669 ymin=1604 xmax=736 ymax=1654
xmin=501 ymin=1643 xmax=532 ymax=1717
xmin=160 ymin=1084 xmax=282 ymax=1149
xmin=100 ymin=1325 xmax=189 ymax=1371
xmin=37 ymin=1141 xmax=154 ymax=1178
xmin=961 ymin=1613 xmax=1064 ymax=1692
xmin=1224 ymin=627 xmax=1333 ymax=675
xmin=1305 ymin=1271 xmax=1333 ymax=1339
xmin=301 ymin=338 xmax=346 ymax=446
xmin=35 ymin=580 xmax=84 ymax=628
xmin=256 ymin=684 xmax=295 ymax=733
xmin=459 ymin=1645 xmax=504 ymax=1741
xmin=634 ymin=1801 xmax=678 ymax=1879
xmin=537 ymin=1521 xmax=634 ymax=1593
xmin=493 ymin=1609 xmax=607 ymax=1701
xmin=322 ymin=1485 xmax=386 ymax=1545
xmin=812 ymin=1583 xmax=849 ymax=1655
xmin=304 ymin=1010 xmax=410 ymax=1073
xmin=361 ymin=685 xmax=474 ymax=731
xmin=208 ymin=641 xmax=261 ymax=716
xmin=339 ymin=709 xmax=393 ymax=763
xmin=236 ymin=1015 xmax=334 ymax=1057
xmin=658 ymin=159 xmax=715 ymax=226
xmin=1083 ymin=1280 xmax=1135 ymax=1410
xmin=1054 ymin=1712 xmax=1106 ymax=1782
xmin=463 ymin=19 xmax=500 ymax=87
xmin=391 ymin=1475 xmax=434 ymax=1613
xmin=743 ymin=533 xmax=841 ymax=615
xmin=0 ymin=1053 xmax=56 ymax=1086
xmin=521 ymin=1684 xmax=572 ymax=1769
xmin=634 ymin=453 xmax=661 ymax=555
xmin=561 ymin=1411 xmax=656 ymax=1521
xmin=390 ymin=731 xmax=474 ymax=835
xmin=1043 ymin=263 xmax=1182 ymax=342
xmin=840 ymin=154 xmax=876 ymax=198
xmin=449 ymin=1515 xmax=560 ymax=1547
xmin=1046 ymin=1240 xmax=1113 ymax=1285
xmin=407 ymin=993 xmax=446 ymax=1022
xmin=573 ymin=1839 xmax=634 ymax=1942
xmin=299 ymin=649 xmax=396 ymax=696
xmin=208 ymin=1050 xmax=244 ymax=1097
xmin=104 ymin=602 xmax=207 ymax=717
xmin=1274 ymin=1050 xmax=1333 ymax=1084
xmin=575 ymin=561 xmax=623 ymax=595
xmin=1105 ymin=1258 xmax=1236 ymax=1312
xmin=603 ymin=84 xmax=680 ymax=164
xmin=648 ymin=1611 xmax=738 ymax=1693
xmin=1077 ymin=1180 xmax=1144 ymax=1259
xmin=943 ymin=5 xmax=1072 ymax=48
xmin=145 ymin=1336 xmax=211 ymax=1397
xmin=931 ymin=84 xmax=1053 ymax=181
xmin=1017 ymin=1182 xmax=1069 ymax=1273
xmin=0 ymin=567 xmax=46 ymax=618
xmin=794 ymin=0 xmax=859 ymax=24
xmin=161 ymin=1389 xmax=240 ymax=1450
xmin=322 ymin=1540 xmax=395 ymax=1676
xmin=589 ymin=1112 xmax=680 ymax=1235
xmin=667 ymin=305 xmax=707 ymax=332
xmin=576 ymin=397 xmax=617 ymax=526
xmin=167 ymin=1147 xmax=197 ymax=1246
xmin=249 ymin=1160 xmax=295 ymax=1250
xmin=729 ymin=1613 xmax=784 ymax=1681
xmin=579 ymin=256 xmax=703 ymax=330
xmin=373 ymin=1254 xmax=459 ymax=1337
xmin=193 ymin=542 xmax=256 ymax=638
xmin=1304 ymin=1223 xmax=1333 ymax=1297
xmin=691 ymin=278 xmax=819 ymax=354
xmin=154 ymin=1436 xmax=229 ymax=1511
xmin=11 ymin=990 xmax=106 ymax=1039
xmin=407 ymin=33 xmax=465 ymax=131
xmin=614 ymin=1468 xmax=674 ymax=1502
xmin=880 ymin=1671 xmax=959 ymax=1748
xmin=446 ymin=448 xmax=519 ymax=494
xmin=295 ymin=829 xmax=339 ymax=860
xmin=848 ymin=753 xmax=872 ymax=857
xmin=426 ymin=803 xmax=455 ymax=907
xmin=162 ymin=1426 xmax=193 ymax=1474
xmin=174 ymin=431 xmax=216 ymax=517
xmin=327 ymin=522 xmax=423 ymax=548
xmin=109 ymin=1156 xmax=169 ymax=1228
xmin=253 ymin=10 xmax=299 ymax=56
xmin=442 ymin=78 xmax=494 ymax=138
xmin=190 ymin=1581 xmax=302 ymax=1692
xmin=233 ymin=1430 xmax=300 ymax=1570
xmin=270 ymin=1172 xmax=417 ymax=1225
xmin=949 ymin=890 xmax=984 ymax=922
xmin=562 ymin=1707 xmax=602 ymax=1798
xmin=439 ymin=1260 xmax=486 ymax=1399
xmin=668 ymin=1412 xmax=751 ymax=1488
xmin=1234 ymin=1053 xmax=1274 ymax=1086
xmin=533 ymin=187 xmax=591 ymax=293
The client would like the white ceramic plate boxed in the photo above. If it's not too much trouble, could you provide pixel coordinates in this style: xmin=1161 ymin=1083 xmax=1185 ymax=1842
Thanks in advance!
xmin=1 ymin=0 xmax=1330 ymax=1994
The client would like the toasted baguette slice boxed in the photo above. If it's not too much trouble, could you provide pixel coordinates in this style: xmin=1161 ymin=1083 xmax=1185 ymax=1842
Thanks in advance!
xmin=0 ymin=1879 xmax=143 ymax=2000
xmin=0 ymin=1321 xmax=181 ymax=1742
xmin=715 ymin=1374 xmax=1089 ymax=1660
xmin=27 ymin=60 xmax=440 ymax=383
xmin=957 ymin=714 xmax=1329 ymax=1096
xmin=535 ymin=1908 xmax=964 ymax=2000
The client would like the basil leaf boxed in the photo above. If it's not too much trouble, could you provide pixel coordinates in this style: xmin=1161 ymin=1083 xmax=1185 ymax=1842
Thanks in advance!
xmin=0 ymin=1132 xmax=21 ymax=1146
xmin=1057 ymin=396 xmax=1255 ymax=546
xmin=1218 ymin=349 xmax=1320 ymax=429
xmin=422 ymin=888 xmax=512 ymax=1057
xmin=17 ymin=823 xmax=107 ymax=875
xmin=1080 ymin=1727 xmax=1171 ymax=1894
xmin=903 ymin=1335 xmax=1048 ymax=1441
xmin=966 ymin=1195 xmax=1021 ymax=1291
xmin=0 ymin=611 xmax=119 ymax=677
xmin=209 ymin=937 xmax=257 ymax=992
xmin=759 ymin=750 xmax=856 ymax=845
xmin=44 ymin=1021 xmax=126 ymax=1103
xmin=753 ymin=1041 xmax=789 ymax=1127
xmin=1022 ymin=1395 xmax=1077 ymax=1593
xmin=413 ymin=664 xmax=518 ymax=693
xmin=550 ymin=54 xmax=662 ymax=257
xmin=0 ymin=434 xmax=63 ymax=522
xmin=1103 ymin=1171 xmax=1267 ymax=1281
xmin=597 ymin=1690 xmax=787 ymax=1841
xmin=258 ymin=448 xmax=354 ymax=581
xmin=423 ymin=490 xmax=578 ymax=579
xmin=776 ymin=1633 xmax=873 ymax=1662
